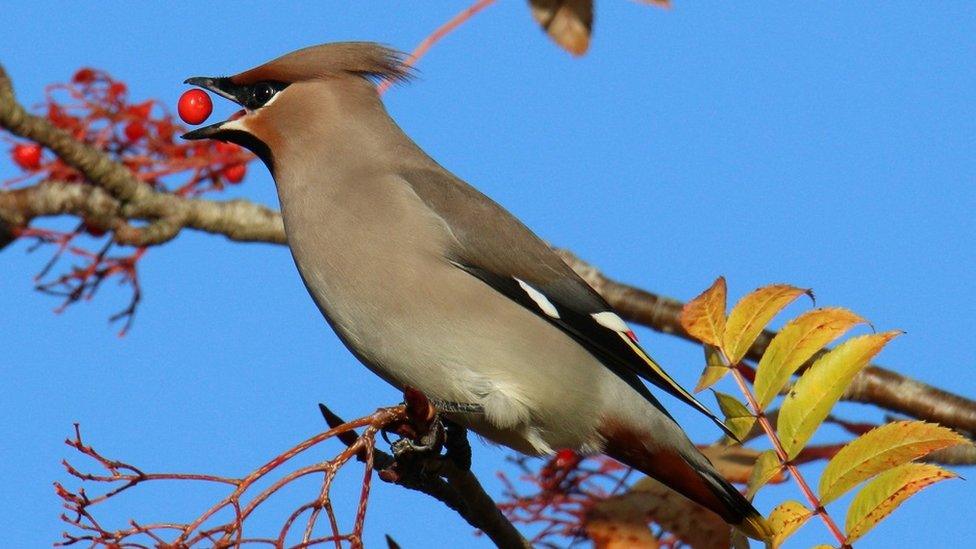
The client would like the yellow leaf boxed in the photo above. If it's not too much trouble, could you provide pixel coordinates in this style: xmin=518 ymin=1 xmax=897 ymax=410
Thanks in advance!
xmin=819 ymin=421 xmax=969 ymax=504
xmin=746 ymin=450 xmax=785 ymax=500
xmin=809 ymin=545 xmax=834 ymax=549
xmin=528 ymin=0 xmax=593 ymax=56
xmin=695 ymin=344 xmax=730 ymax=392
xmin=680 ymin=277 xmax=727 ymax=347
xmin=724 ymin=284 xmax=811 ymax=364
xmin=768 ymin=500 xmax=813 ymax=548
xmin=754 ymin=307 xmax=865 ymax=409
xmin=777 ymin=331 xmax=900 ymax=459
xmin=713 ymin=391 xmax=756 ymax=441
xmin=845 ymin=463 xmax=956 ymax=543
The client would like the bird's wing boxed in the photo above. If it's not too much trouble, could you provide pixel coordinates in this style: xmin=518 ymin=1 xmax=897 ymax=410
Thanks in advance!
xmin=400 ymin=167 xmax=734 ymax=438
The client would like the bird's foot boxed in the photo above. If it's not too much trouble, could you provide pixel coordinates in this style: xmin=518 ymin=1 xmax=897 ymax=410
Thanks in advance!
xmin=390 ymin=417 xmax=444 ymax=457
xmin=383 ymin=388 xmax=474 ymax=471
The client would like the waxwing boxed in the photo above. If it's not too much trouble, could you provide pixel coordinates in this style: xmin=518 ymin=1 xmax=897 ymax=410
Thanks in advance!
xmin=183 ymin=42 xmax=771 ymax=541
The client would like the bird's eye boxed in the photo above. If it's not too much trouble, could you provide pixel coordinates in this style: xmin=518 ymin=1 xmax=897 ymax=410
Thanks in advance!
xmin=253 ymin=83 xmax=276 ymax=106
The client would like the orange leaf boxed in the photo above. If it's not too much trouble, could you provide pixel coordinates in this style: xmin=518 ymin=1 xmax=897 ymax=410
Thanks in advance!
xmin=724 ymin=284 xmax=812 ymax=364
xmin=680 ymin=277 xmax=727 ymax=347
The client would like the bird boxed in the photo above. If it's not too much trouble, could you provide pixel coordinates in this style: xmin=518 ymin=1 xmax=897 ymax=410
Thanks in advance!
xmin=182 ymin=42 xmax=771 ymax=541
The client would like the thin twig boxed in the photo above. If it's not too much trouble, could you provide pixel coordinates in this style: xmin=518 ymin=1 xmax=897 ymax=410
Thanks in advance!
xmin=377 ymin=0 xmax=498 ymax=94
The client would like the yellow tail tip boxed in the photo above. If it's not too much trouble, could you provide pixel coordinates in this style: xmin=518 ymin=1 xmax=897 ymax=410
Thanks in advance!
xmin=737 ymin=511 xmax=774 ymax=541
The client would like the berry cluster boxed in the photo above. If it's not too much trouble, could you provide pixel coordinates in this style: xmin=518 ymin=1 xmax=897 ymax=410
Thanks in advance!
xmin=3 ymin=68 xmax=256 ymax=334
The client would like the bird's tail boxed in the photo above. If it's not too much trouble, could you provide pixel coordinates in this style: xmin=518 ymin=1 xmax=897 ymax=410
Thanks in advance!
xmin=601 ymin=425 xmax=772 ymax=541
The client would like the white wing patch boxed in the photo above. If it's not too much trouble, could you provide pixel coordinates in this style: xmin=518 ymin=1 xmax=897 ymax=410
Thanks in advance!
xmin=515 ymin=278 xmax=561 ymax=319
xmin=592 ymin=311 xmax=639 ymax=342
xmin=591 ymin=311 xmax=630 ymax=332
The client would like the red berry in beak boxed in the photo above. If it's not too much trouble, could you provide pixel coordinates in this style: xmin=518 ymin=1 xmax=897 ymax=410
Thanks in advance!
xmin=178 ymin=89 xmax=213 ymax=125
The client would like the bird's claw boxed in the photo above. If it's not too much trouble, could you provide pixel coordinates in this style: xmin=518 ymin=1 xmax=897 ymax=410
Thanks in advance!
xmin=390 ymin=417 xmax=444 ymax=458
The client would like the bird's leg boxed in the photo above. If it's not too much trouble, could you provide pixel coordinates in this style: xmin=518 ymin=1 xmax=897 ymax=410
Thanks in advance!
xmin=386 ymin=389 xmax=480 ymax=464
xmin=441 ymin=418 xmax=472 ymax=471
xmin=390 ymin=418 xmax=444 ymax=457
xmin=385 ymin=386 xmax=446 ymax=459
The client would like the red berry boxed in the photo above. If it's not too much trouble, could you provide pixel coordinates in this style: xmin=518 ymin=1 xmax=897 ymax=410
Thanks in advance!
xmin=127 ymin=100 xmax=153 ymax=119
xmin=554 ymin=449 xmax=577 ymax=468
xmin=124 ymin=121 xmax=146 ymax=142
xmin=154 ymin=120 xmax=175 ymax=141
xmin=12 ymin=143 xmax=42 ymax=170
xmin=83 ymin=220 xmax=107 ymax=237
xmin=178 ymin=89 xmax=213 ymax=125
xmin=72 ymin=68 xmax=96 ymax=84
xmin=215 ymin=142 xmax=240 ymax=155
xmin=108 ymin=82 xmax=127 ymax=100
xmin=222 ymin=163 xmax=246 ymax=183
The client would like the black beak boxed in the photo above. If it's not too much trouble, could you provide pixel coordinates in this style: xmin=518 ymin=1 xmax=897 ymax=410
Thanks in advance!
xmin=180 ymin=76 xmax=244 ymax=141
xmin=183 ymin=76 xmax=239 ymax=102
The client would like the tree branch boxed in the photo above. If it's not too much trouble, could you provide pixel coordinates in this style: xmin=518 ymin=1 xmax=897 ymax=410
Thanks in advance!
xmin=2 ymin=61 xmax=974 ymax=441
xmin=555 ymin=249 xmax=976 ymax=437
xmin=320 ymin=403 xmax=529 ymax=549
xmin=0 ymin=181 xmax=284 ymax=247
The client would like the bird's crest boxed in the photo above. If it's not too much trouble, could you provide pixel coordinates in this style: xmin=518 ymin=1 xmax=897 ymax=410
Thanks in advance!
xmin=231 ymin=42 xmax=413 ymax=86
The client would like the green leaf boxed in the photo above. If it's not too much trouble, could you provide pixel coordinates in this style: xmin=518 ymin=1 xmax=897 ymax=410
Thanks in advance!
xmin=712 ymin=391 xmax=755 ymax=441
xmin=680 ymin=277 xmax=727 ymax=347
xmin=695 ymin=344 xmax=730 ymax=392
xmin=746 ymin=450 xmax=784 ymax=500
xmin=845 ymin=463 xmax=956 ymax=543
xmin=724 ymin=284 xmax=811 ymax=364
xmin=768 ymin=500 xmax=812 ymax=548
xmin=754 ymin=307 xmax=864 ymax=409
xmin=777 ymin=331 xmax=900 ymax=459
xmin=819 ymin=420 xmax=969 ymax=504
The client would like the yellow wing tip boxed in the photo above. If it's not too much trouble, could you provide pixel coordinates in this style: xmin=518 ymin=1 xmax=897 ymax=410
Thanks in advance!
xmin=737 ymin=511 xmax=774 ymax=542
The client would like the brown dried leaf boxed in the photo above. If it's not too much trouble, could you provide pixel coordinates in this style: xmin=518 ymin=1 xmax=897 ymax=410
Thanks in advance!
xmin=680 ymin=277 xmax=728 ymax=347
xmin=528 ymin=0 xmax=593 ymax=56
xmin=587 ymin=476 xmax=731 ymax=549
xmin=701 ymin=444 xmax=763 ymax=484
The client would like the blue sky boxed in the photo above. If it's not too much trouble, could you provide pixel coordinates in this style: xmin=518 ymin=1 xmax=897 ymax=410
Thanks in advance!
xmin=2 ymin=2 xmax=974 ymax=547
